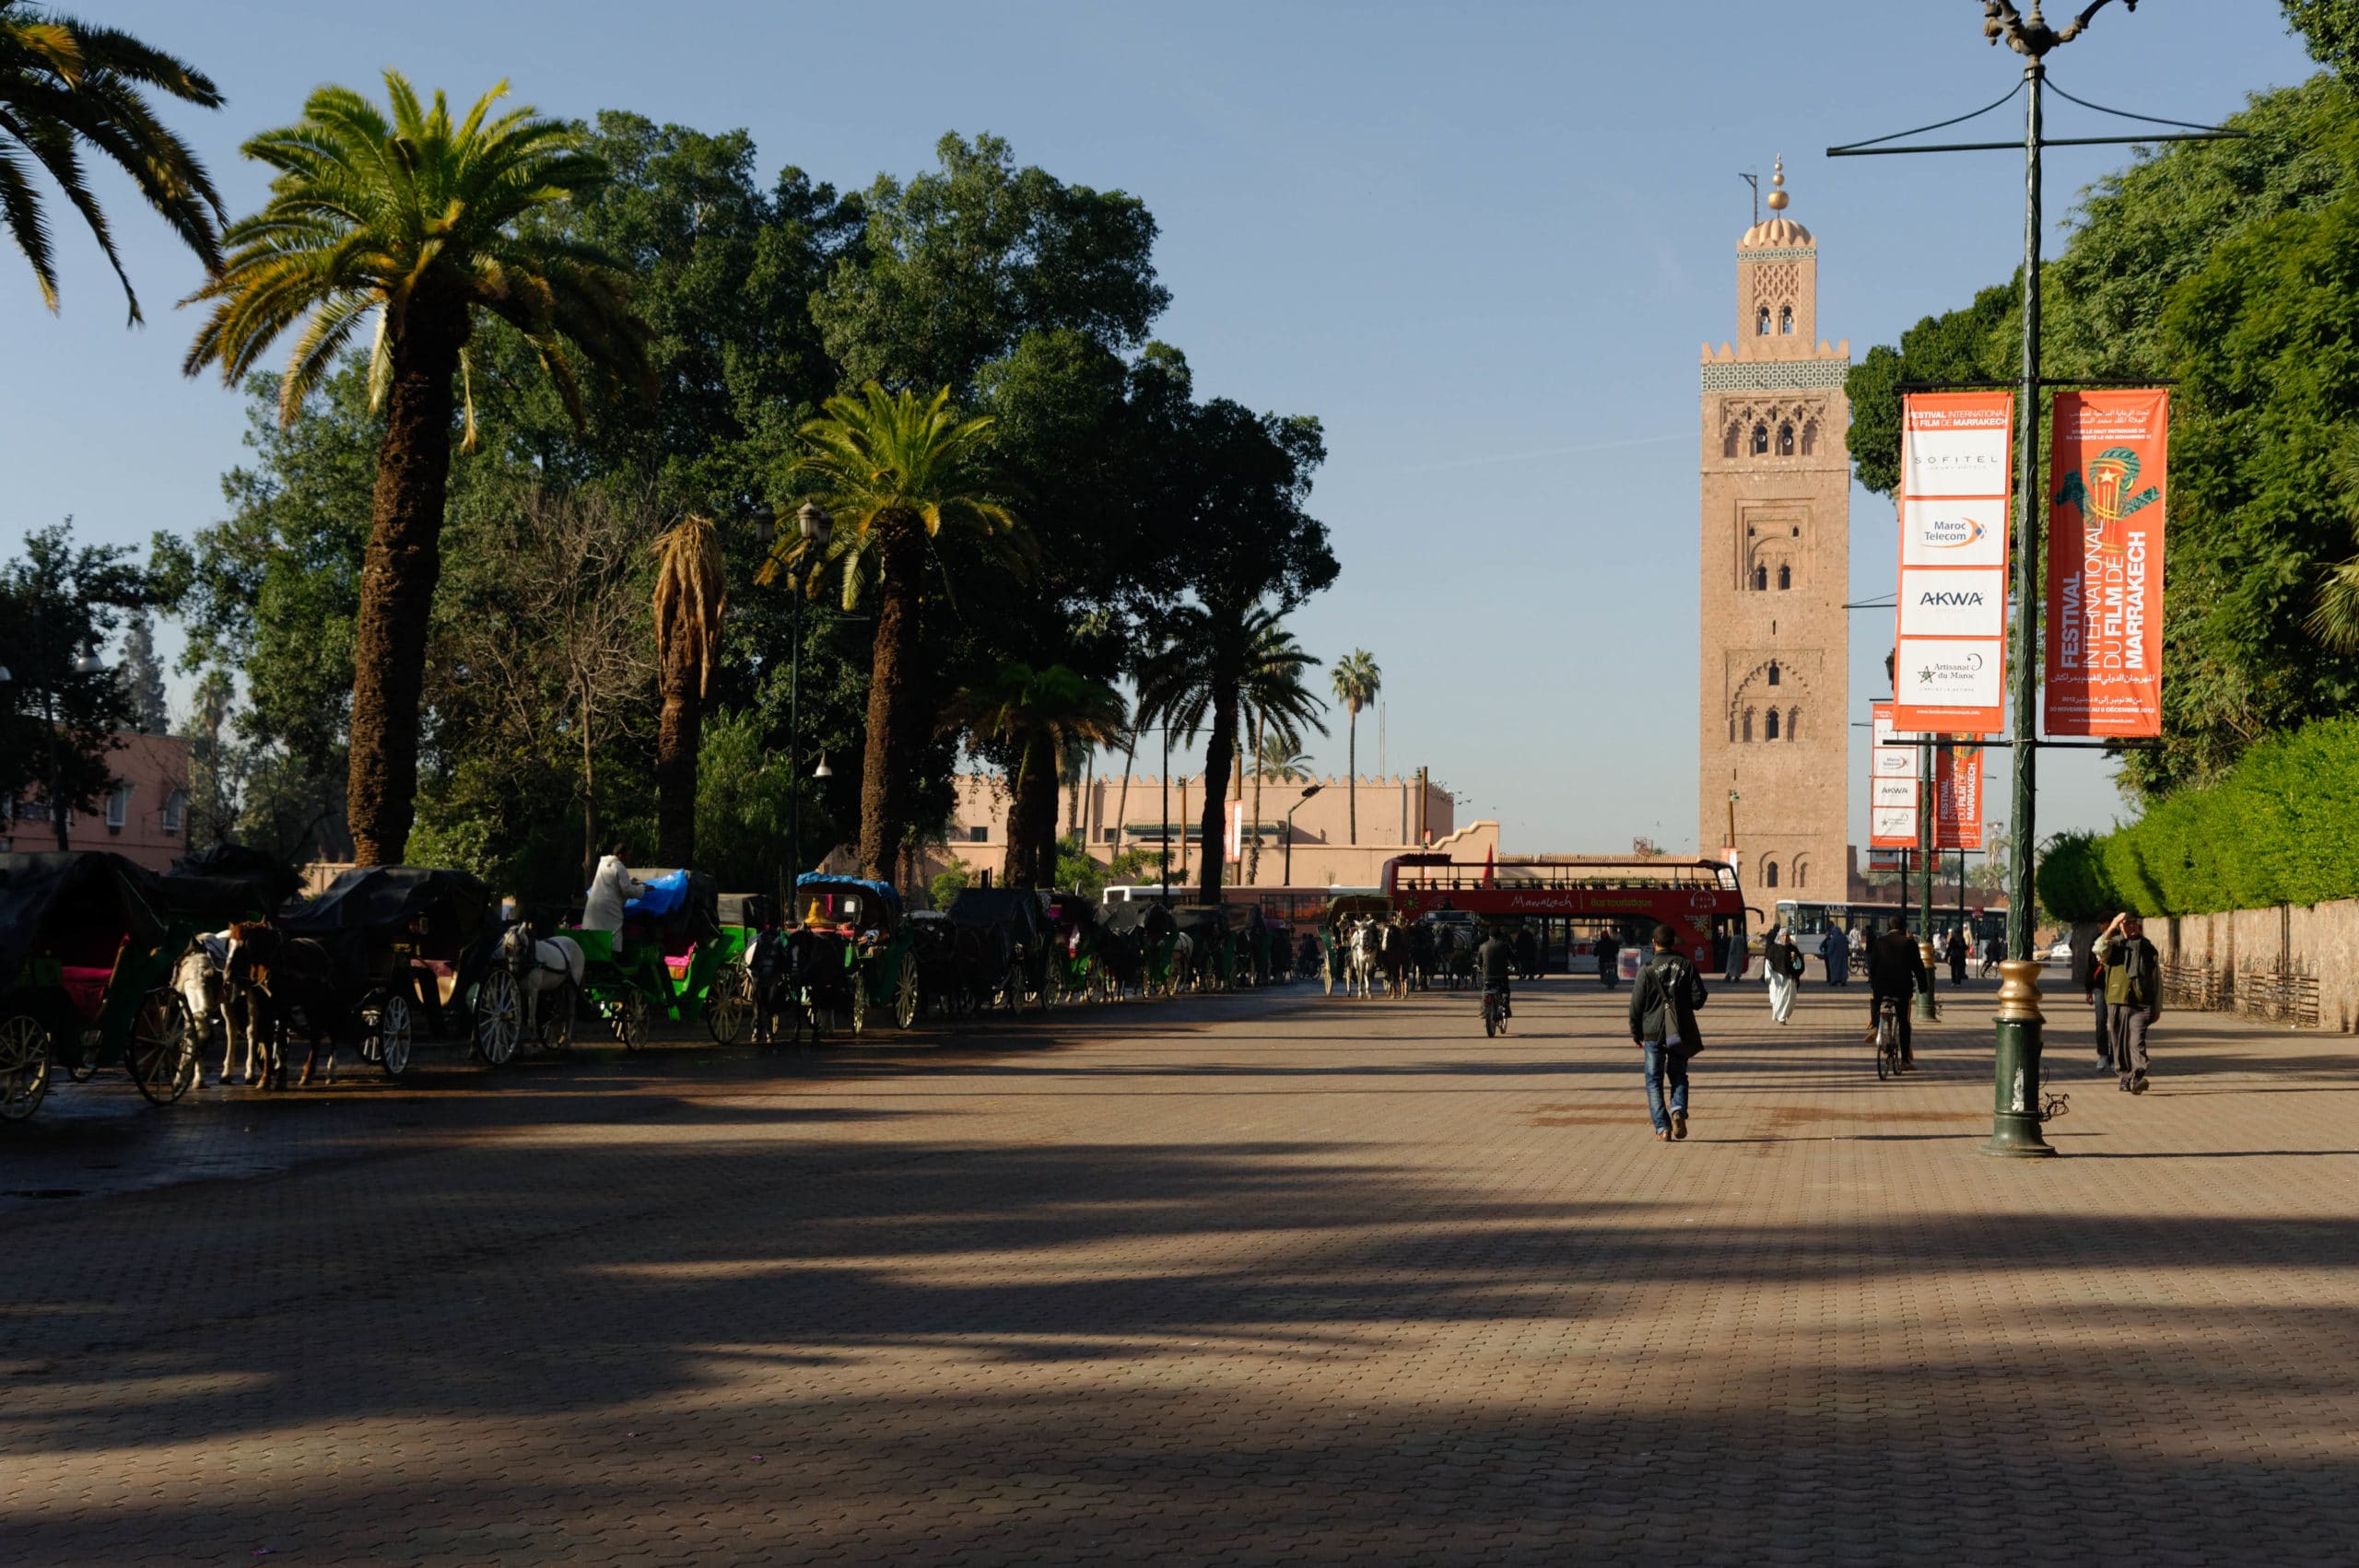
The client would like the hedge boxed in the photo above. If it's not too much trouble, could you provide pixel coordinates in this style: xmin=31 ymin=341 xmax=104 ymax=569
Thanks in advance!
xmin=2036 ymin=714 xmax=2359 ymax=921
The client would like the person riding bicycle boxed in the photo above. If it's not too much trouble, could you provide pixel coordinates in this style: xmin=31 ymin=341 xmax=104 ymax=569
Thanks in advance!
xmin=1476 ymin=926 xmax=1515 ymax=1025
xmin=1866 ymin=916 xmax=1931 ymax=1070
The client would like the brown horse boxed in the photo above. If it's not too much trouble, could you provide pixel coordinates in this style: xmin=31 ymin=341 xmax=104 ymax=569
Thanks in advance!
xmin=223 ymin=922 xmax=346 ymax=1087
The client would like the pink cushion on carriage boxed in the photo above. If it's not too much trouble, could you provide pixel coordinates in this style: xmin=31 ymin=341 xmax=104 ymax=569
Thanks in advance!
xmin=664 ymin=948 xmax=695 ymax=977
xmin=59 ymin=966 xmax=112 ymax=1021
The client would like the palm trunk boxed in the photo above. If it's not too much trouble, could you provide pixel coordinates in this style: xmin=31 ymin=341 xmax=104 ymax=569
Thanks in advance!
xmin=1005 ymin=743 xmax=1059 ymax=887
xmin=1346 ymin=707 xmax=1358 ymax=844
xmin=859 ymin=511 xmax=927 ymax=882
xmin=1196 ymin=685 xmax=1238 ymax=904
xmin=346 ymin=302 xmax=465 ymax=867
xmin=1114 ymin=731 xmax=1137 ymax=870
xmin=654 ymin=644 xmax=701 ymax=868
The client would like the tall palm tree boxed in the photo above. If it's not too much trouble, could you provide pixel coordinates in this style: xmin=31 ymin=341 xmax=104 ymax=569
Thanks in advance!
xmin=1 ymin=1 xmax=223 ymax=320
xmin=1137 ymin=603 xmax=1321 ymax=901
xmin=783 ymin=382 xmax=1019 ymax=881
xmin=1330 ymin=649 xmax=1381 ymax=844
xmin=939 ymin=661 xmax=1124 ymax=887
xmin=184 ymin=74 xmax=653 ymax=866
xmin=651 ymin=513 xmax=725 ymax=867
xmin=1240 ymin=624 xmax=1325 ymax=883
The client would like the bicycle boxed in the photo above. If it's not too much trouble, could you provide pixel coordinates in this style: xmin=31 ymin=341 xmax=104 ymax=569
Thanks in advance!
xmin=1873 ymin=995 xmax=1904 ymax=1080
xmin=1481 ymin=984 xmax=1508 ymax=1037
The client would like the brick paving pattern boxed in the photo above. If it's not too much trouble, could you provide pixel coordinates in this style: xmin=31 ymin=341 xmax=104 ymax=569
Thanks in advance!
xmin=5 ymin=976 xmax=2357 ymax=1565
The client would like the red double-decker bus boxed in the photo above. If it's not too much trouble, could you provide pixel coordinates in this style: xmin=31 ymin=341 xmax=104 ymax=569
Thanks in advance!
xmin=1381 ymin=854 xmax=1746 ymax=970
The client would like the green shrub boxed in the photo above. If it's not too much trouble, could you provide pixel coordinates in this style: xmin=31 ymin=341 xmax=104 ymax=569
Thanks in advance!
xmin=2036 ymin=715 xmax=2359 ymax=916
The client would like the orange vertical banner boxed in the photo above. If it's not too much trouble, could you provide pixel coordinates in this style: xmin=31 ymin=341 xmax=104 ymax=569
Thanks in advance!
xmin=1933 ymin=741 xmax=1984 ymax=852
xmin=2046 ymin=389 xmax=2167 ymax=737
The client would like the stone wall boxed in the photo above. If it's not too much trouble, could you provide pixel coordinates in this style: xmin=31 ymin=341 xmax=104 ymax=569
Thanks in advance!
xmin=2155 ymin=900 xmax=2359 ymax=1032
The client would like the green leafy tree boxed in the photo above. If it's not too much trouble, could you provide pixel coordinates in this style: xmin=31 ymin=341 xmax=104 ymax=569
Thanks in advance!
xmin=2288 ymin=0 xmax=2359 ymax=78
xmin=0 ymin=522 xmax=147 ymax=848
xmin=182 ymin=73 xmax=655 ymax=866
xmin=780 ymin=382 xmax=1017 ymax=881
xmin=1328 ymin=649 xmax=1380 ymax=844
xmin=938 ymin=661 xmax=1124 ymax=887
xmin=0 ymin=0 xmax=221 ymax=319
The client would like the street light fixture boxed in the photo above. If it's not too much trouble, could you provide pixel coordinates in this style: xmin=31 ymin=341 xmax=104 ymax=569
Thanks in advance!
xmin=1282 ymin=782 xmax=1322 ymax=885
xmin=778 ymin=500 xmax=835 ymax=909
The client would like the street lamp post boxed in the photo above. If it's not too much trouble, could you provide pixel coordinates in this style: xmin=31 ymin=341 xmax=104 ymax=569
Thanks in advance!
xmin=1918 ymin=736 xmax=1939 ymax=1020
xmin=1283 ymin=782 xmax=1323 ymax=885
xmin=759 ymin=501 xmax=834 ymax=916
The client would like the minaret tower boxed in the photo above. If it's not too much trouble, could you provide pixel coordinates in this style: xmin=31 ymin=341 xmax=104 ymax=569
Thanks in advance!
xmin=1697 ymin=158 xmax=1852 ymax=904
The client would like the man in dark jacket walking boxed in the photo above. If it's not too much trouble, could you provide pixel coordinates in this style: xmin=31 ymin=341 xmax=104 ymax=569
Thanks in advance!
xmin=2095 ymin=911 xmax=2162 ymax=1093
xmin=1629 ymin=923 xmax=1708 ymax=1141
xmin=1866 ymin=917 xmax=1930 ymax=1070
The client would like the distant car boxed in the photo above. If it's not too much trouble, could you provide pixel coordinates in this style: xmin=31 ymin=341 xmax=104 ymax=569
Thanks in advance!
xmin=2048 ymin=939 xmax=2073 ymax=962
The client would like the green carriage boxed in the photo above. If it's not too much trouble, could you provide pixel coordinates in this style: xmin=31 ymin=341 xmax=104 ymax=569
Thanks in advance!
xmin=795 ymin=875 xmax=919 ymax=1033
xmin=1039 ymin=892 xmax=1106 ymax=1003
xmin=0 ymin=851 xmax=204 ymax=1123
xmin=1169 ymin=905 xmax=1235 ymax=993
xmin=1099 ymin=898 xmax=1179 ymax=998
xmin=565 ymin=868 xmax=740 ymax=1050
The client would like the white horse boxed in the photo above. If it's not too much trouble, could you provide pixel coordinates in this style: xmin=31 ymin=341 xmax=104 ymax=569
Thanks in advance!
xmin=580 ymin=855 xmax=645 ymax=952
xmin=500 ymin=924 xmax=585 ymax=1044
xmin=176 ymin=931 xmax=264 ymax=1085
xmin=1345 ymin=919 xmax=1381 ymax=1000
xmin=1165 ymin=930 xmax=1197 ymax=995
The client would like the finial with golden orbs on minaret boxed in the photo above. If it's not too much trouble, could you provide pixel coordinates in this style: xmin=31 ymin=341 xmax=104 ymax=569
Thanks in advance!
xmin=1766 ymin=156 xmax=1789 ymax=212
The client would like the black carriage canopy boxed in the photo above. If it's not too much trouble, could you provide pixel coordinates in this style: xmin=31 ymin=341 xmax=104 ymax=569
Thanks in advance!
xmin=0 ymin=850 xmax=164 ymax=989
xmin=1039 ymin=892 xmax=1102 ymax=931
xmin=278 ymin=865 xmax=495 ymax=971
xmin=1169 ymin=904 xmax=1231 ymax=940
xmin=149 ymin=843 xmax=303 ymax=928
xmin=1099 ymin=899 xmax=1177 ymax=939
xmin=716 ymin=892 xmax=777 ymax=931
xmin=793 ymin=874 xmax=902 ymax=932
xmin=945 ymin=886 xmax=1046 ymax=942
xmin=622 ymin=867 xmax=722 ymax=949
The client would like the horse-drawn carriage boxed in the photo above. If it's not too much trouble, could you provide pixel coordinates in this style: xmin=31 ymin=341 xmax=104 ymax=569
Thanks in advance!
xmin=0 ymin=851 xmax=209 ymax=1122
xmin=1318 ymin=894 xmax=1392 ymax=997
xmin=562 ymin=868 xmax=734 ymax=1050
xmin=945 ymin=887 xmax=1050 ymax=1012
xmin=274 ymin=865 xmax=505 ymax=1078
xmin=1039 ymin=892 xmax=1105 ymax=1003
xmin=794 ymin=875 xmax=921 ymax=1034
xmin=1169 ymin=905 xmax=1235 ymax=993
xmin=1097 ymin=898 xmax=1179 ymax=999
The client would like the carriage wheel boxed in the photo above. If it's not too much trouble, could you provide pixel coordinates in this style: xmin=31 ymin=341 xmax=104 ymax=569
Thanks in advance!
xmin=0 ymin=1014 xmax=52 ymax=1123
xmin=474 ymin=968 xmax=522 ymax=1068
xmin=130 ymin=989 xmax=198 ymax=1106
xmin=614 ymin=991 xmax=649 ymax=1052
xmin=894 ymin=963 xmax=921 ymax=1030
xmin=706 ymin=961 xmax=751 ymax=1046
xmin=378 ymin=993 xmax=415 ymax=1079
xmin=539 ymin=981 xmax=577 ymax=1054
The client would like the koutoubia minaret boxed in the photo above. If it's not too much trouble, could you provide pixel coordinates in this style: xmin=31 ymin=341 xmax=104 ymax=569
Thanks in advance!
xmin=1697 ymin=158 xmax=1851 ymax=906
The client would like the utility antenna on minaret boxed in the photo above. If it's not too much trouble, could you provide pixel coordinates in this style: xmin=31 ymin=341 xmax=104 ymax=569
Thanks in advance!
xmin=1738 ymin=169 xmax=1760 ymax=226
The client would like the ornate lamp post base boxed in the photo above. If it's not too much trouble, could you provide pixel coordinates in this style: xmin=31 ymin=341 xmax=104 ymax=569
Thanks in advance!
xmin=1984 ymin=957 xmax=2057 ymax=1157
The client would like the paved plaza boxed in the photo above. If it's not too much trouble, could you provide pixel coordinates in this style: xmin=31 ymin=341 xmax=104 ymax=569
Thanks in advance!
xmin=5 ymin=975 xmax=2357 ymax=1565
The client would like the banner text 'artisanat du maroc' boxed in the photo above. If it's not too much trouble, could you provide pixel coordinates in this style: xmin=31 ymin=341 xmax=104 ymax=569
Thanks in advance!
xmin=2045 ymin=389 xmax=2167 ymax=737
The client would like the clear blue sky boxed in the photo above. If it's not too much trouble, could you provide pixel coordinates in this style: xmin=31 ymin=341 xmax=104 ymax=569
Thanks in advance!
xmin=0 ymin=0 xmax=2318 ymax=860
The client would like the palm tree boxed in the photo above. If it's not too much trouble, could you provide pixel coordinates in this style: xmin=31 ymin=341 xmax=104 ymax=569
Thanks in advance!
xmin=939 ymin=661 xmax=1124 ymax=887
xmin=783 ymin=382 xmax=1019 ymax=881
xmin=1330 ymin=649 xmax=1381 ymax=843
xmin=1137 ymin=603 xmax=1321 ymax=901
xmin=1 ymin=2 xmax=223 ymax=321
xmin=183 ymin=74 xmax=654 ymax=866
xmin=2309 ymin=445 xmax=2359 ymax=652
xmin=1240 ymin=624 xmax=1326 ymax=883
xmin=652 ymin=513 xmax=725 ymax=867
xmin=1255 ymin=731 xmax=1314 ymax=781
